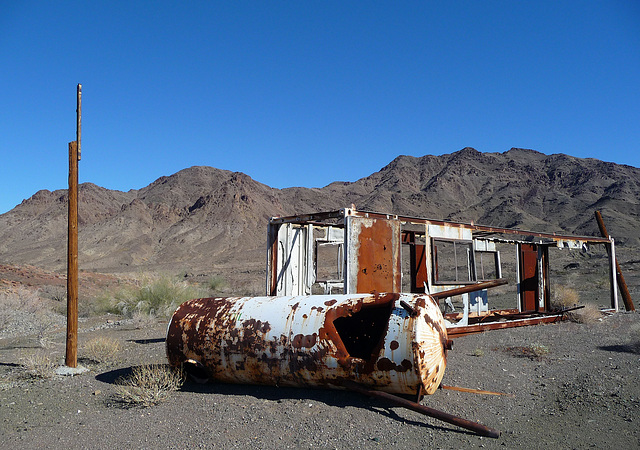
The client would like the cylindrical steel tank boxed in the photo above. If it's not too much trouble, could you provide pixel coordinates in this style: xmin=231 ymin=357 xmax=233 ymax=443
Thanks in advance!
xmin=166 ymin=292 xmax=448 ymax=395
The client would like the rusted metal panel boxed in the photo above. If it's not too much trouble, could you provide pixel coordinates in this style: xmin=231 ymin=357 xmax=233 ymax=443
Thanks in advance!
xmin=166 ymin=293 xmax=448 ymax=395
xmin=266 ymin=222 xmax=279 ymax=295
xmin=412 ymin=243 xmax=428 ymax=293
xmin=345 ymin=216 xmax=401 ymax=294
xmin=519 ymin=243 xmax=538 ymax=312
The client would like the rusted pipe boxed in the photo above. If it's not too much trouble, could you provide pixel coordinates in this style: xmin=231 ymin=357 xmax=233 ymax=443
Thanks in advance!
xmin=340 ymin=380 xmax=501 ymax=438
xmin=400 ymin=300 xmax=418 ymax=317
xmin=430 ymin=278 xmax=508 ymax=299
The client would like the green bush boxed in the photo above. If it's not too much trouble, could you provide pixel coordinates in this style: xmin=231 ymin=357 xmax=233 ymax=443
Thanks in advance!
xmin=98 ymin=275 xmax=205 ymax=319
xmin=206 ymin=275 xmax=226 ymax=294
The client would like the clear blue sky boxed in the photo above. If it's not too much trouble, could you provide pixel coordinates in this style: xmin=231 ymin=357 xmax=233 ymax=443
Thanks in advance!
xmin=1 ymin=1 xmax=639 ymax=214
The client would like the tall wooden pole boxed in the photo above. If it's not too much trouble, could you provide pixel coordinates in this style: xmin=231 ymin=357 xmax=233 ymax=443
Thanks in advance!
xmin=66 ymin=84 xmax=81 ymax=367
xmin=595 ymin=211 xmax=635 ymax=311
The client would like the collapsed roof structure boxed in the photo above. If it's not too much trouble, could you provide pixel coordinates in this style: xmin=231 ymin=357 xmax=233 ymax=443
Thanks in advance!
xmin=266 ymin=207 xmax=624 ymax=336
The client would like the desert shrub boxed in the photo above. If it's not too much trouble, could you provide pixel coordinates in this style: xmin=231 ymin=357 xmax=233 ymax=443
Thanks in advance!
xmin=114 ymin=364 xmax=184 ymax=407
xmin=132 ymin=277 xmax=202 ymax=317
xmin=207 ymin=275 xmax=226 ymax=294
xmin=132 ymin=310 xmax=157 ymax=329
xmin=93 ymin=285 xmax=136 ymax=315
xmin=568 ymin=303 xmax=603 ymax=324
xmin=83 ymin=337 xmax=121 ymax=363
xmin=97 ymin=275 xmax=204 ymax=319
xmin=20 ymin=349 xmax=56 ymax=379
xmin=551 ymin=285 xmax=580 ymax=310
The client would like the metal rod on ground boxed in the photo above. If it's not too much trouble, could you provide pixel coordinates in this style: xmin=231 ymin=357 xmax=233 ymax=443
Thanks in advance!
xmin=341 ymin=380 xmax=501 ymax=439
xmin=594 ymin=211 xmax=635 ymax=311
xmin=440 ymin=384 xmax=515 ymax=398
xmin=65 ymin=84 xmax=81 ymax=368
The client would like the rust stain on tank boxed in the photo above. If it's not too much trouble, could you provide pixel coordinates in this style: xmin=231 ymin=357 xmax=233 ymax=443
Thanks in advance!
xmin=376 ymin=357 xmax=413 ymax=372
xmin=292 ymin=333 xmax=318 ymax=349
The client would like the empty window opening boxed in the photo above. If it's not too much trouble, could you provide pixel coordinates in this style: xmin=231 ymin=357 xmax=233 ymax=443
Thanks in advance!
xmin=312 ymin=240 xmax=344 ymax=294
xmin=432 ymin=239 xmax=475 ymax=285
xmin=316 ymin=241 xmax=343 ymax=282
xmin=476 ymin=251 xmax=500 ymax=281
xmin=401 ymin=232 xmax=427 ymax=293
xmin=332 ymin=303 xmax=393 ymax=360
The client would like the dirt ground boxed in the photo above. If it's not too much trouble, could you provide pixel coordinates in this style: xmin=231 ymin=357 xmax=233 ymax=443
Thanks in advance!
xmin=1 ymin=303 xmax=639 ymax=449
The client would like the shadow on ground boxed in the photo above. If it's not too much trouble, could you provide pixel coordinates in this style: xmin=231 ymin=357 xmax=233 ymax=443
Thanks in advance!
xmin=599 ymin=342 xmax=640 ymax=354
xmin=95 ymin=366 xmax=475 ymax=437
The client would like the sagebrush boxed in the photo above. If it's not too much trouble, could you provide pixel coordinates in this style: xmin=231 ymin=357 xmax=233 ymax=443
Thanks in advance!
xmin=83 ymin=336 xmax=121 ymax=363
xmin=20 ymin=349 xmax=56 ymax=379
xmin=114 ymin=364 xmax=184 ymax=407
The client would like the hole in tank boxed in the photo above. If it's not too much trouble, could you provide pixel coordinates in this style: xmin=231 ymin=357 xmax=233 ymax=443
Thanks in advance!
xmin=333 ymin=302 xmax=393 ymax=360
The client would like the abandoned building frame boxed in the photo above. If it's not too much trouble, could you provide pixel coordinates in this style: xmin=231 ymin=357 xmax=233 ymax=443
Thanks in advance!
xmin=265 ymin=208 xmax=618 ymax=336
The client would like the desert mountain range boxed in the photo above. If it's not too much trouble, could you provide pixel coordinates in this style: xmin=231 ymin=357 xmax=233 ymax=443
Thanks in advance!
xmin=1 ymin=147 xmax=639 ymax=282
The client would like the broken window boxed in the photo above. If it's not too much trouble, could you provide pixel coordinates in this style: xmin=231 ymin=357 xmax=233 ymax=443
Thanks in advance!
xmin=432 ymin=238 xmax=475 ymax=285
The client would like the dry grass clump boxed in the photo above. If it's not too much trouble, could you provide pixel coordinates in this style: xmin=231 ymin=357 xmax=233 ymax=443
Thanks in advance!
xmin=20 ymin=349 xmax=56 ymax=379
xmin=567 ymin=303 xmax=603 ymax=324
xmin=114 ymin=364 xmax=184 ymax=407
xmin=132 ymin=310 xmax=157 ymax=329
xmin=83 ymin=337 xmax=121 ymax=364
xmin=551 ymin=285 xmax=603 ymax=324
xmin=551 ymin=285 xmax=580 ymax=310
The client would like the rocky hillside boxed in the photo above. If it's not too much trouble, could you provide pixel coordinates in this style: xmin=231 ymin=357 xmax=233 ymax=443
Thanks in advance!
xmin=1 ymin=148 xmax=638 ymax=278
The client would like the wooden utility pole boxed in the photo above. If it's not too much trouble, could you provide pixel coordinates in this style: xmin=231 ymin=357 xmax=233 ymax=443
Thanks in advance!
xmin=595 ymin=210 xmax=635 ymax=312
xmin=66 ymin=84 xmax=81 ymax=367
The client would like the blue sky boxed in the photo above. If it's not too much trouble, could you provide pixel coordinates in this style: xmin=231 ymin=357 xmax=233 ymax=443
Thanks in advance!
xmin=1 ymin=1 xmax=639 ymax=214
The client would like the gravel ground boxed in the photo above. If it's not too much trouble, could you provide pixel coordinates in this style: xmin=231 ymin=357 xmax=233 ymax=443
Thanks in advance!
xmin=1 ymin=312 xmax=639 ymax=449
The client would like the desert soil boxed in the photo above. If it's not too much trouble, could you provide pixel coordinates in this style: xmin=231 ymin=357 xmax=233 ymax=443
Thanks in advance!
xmin=1 ymin=303 xmax=638 ymax=449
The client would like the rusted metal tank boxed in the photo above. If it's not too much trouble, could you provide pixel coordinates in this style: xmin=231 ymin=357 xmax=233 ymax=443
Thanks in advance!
xmin=166 ymin=292 xmax=449 ymax=395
